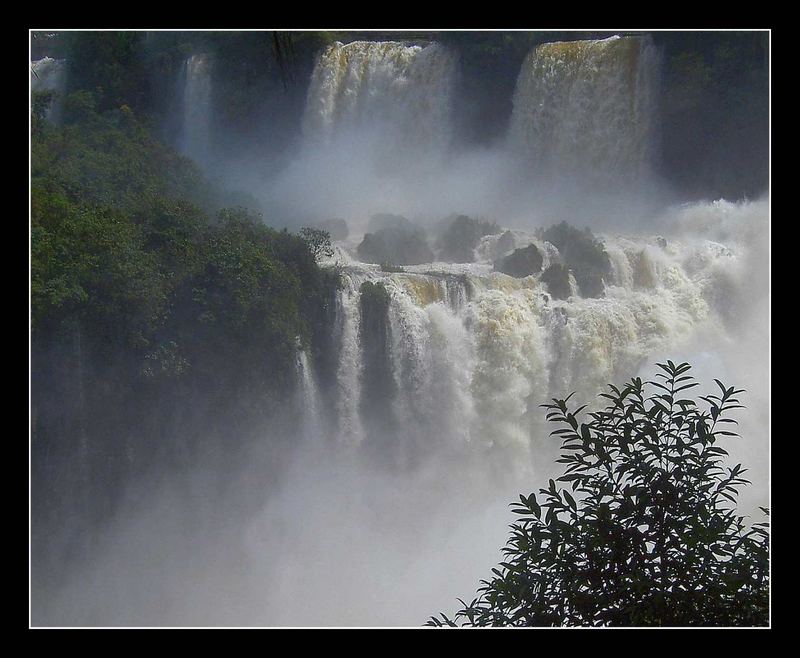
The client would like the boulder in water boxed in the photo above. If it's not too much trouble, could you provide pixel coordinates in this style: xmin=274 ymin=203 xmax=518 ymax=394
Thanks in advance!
xmin=494 ymin=243 xmax=543 ymax=278
xmin=357 ymin=222 xmax=434 ymax=266
xmin=435 ymin=214 xmax=500 ymax=263
xmin=542 ymin=222 xmax=611 ymax=298
xmin=541 ymin=263 xmax=572 ymax=300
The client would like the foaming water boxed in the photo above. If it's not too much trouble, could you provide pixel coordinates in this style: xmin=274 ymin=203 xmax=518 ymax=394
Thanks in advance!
xmin=315 ymin=201 xmax=764 ymax=466
xmin=31 ymin=33 xmax=768 ymax=626
xmin=33 ymin=198 xmax=768 ymax=627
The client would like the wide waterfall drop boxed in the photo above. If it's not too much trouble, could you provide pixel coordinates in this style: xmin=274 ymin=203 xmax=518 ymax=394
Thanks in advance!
xmin=179 ymin=54 xmax=213 ymax=166
xmin=303 ymin=40 xmax=457 ymax=158
xmin=303 ymin=41 xmax=457 ymax=175
xmin=509 ymin=35 xmax=660 ymax=186
xmin=261 ymin=39 xmax=464 ymax=227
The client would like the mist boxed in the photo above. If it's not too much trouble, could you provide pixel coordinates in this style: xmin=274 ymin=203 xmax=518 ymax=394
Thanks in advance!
xmin=30 ymin=31 xmax=769 ymax=627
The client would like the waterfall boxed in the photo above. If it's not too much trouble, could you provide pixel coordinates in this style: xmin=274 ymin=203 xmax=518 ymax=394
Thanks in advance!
xmin=316 ymin=199 xmax=763 ymax=468
xmin=180 ymin=54 xmax=213 ymax=166
xmin=31 ymin=57 xmax=67 ymax=123
xmin=333 ymin=273 xmax=367 ymax=446
xmin=302 ymin=41 xmax=457 ymax=154
xmin=296 ymin=350 xmax=323 ymax=442
xmin=509 ymin=35 xmax=660 ymax=184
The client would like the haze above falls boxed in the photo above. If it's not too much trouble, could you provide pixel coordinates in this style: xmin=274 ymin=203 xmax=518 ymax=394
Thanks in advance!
xmin=31 ymin=33 xmax=769 ymax=626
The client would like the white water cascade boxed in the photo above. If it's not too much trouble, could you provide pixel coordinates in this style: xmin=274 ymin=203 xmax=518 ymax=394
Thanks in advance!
xmin=31 ymin=57 xmax=67 ymax=123
xmin=305 ymin=198 xmax=767 ymax=476
xmin=302 ymin=40 xmax=458 ymax=155
xmin=509 ymin=35 xmax=660 ymax=185
xmin=180 ymin=54 xmax=213 ymax=166
xmin=296 ymin=350 xmax=323 ymax=443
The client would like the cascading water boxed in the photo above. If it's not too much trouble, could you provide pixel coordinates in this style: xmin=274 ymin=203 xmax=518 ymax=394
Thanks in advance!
xmin=302 ymin=198 xmax=764 ymax=475
xmin=180 ymin=54 xmax=213 ymax=166
xmin=302 ymin=40 xmax=457 ymax=155
xmin=509 ymin=35 xmax=660 ymax=185
xmin=296 ymin=350 xmax=323 ymax=442
xmin=32 ymin=33 xmax=768 ymax=627
xmin=31 ymin=57 xmax=67 ymax=123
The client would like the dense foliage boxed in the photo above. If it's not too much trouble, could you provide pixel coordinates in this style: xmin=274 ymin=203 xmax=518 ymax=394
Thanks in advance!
xmin=428 ymin=362 xmax=769 ymax=626
xmin=494 ymin=244 xmax=544 ymax=278
xmin=31 ymin=89 xmax=340 ymax=545
xmin=540 ymin=263 xmax=572 ymax=300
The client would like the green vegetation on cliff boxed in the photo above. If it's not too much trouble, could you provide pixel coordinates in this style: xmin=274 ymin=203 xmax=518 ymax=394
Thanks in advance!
xmin=31 ymin=88 xmax=340 ymax=537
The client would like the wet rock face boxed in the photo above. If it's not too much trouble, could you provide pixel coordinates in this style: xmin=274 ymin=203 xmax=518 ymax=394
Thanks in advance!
xmin=358 ymin=281 xmax=397 ymax=454
xmin=435 ymin=214 xmax=500 ymax=263
xmin=541 ymin=263 xmax=571 ymax=300
xmin=542 ymin=222 xmax=612 ymax=298
xmin=494 ymin=243 xmax=544 ymax=278
xmin=357 ymin=220 xmax=434 ymax=266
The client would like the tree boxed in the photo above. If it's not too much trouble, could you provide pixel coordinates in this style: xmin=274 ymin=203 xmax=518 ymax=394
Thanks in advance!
xmin=299 ymin=226 xmax=334 ymax=259
xmin=428 ymin=361 xmax=769 ymax=627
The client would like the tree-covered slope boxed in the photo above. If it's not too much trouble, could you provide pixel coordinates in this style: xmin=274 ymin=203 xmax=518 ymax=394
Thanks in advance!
xmin=31 ymin=88 xmax=340 ymax=548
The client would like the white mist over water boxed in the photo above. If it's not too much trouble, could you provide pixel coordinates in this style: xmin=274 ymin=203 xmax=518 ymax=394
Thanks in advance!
xmin=34 ymin=197 xmax=768 ymax=627
xmin=257 ymin=37 xmax=666 ymax=233
xmin=32 ymin=36 xmax=769 ymax=627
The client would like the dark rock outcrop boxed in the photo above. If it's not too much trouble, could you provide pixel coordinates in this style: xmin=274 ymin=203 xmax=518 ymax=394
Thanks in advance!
xmin=494 ymin=243 xmax=543 ymax=278
xmin=359 ymin=281 xmax=397 ymax=458
xmin=357 ymin=221 xmax=434 ymax=266
xmin=541 ymin=263 xmax=572 ymax=300
xmin=435 ymin=214 xmax=500 ymax=263
xmin=542 ymin=222 xmax=611 ymax=298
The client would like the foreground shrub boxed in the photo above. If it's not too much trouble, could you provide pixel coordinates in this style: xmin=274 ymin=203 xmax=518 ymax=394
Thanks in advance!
xmin=428 ymin=361 xmax=769 ymax=627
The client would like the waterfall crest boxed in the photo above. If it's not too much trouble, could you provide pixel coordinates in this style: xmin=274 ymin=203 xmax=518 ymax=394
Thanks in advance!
xmin=302 ymin=41 xmax=457 ymax=152
xmin=509 ymin=35 xmax=660 ymax=184
xmin=180 ymin=54 xmax=213 ymax=166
